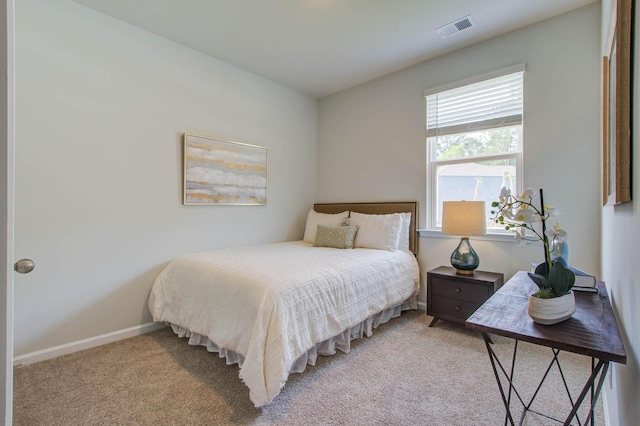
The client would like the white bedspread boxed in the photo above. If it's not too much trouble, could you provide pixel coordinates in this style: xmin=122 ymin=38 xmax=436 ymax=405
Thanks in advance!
xmin=148 ymin=241 xmax=420 ymax=407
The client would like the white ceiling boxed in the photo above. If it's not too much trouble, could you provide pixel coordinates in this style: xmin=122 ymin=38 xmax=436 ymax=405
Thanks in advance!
xmin=72 ymin=0 xmax=597 ymax=98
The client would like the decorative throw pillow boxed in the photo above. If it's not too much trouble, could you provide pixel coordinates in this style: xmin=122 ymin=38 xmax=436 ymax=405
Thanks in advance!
xmin=303 ymin=209 xmax=349 ymax=243
xmin=313 ymin=225 xmax=359 ymax=249
xmin=349 ymin=212 xmax=403 ymax=251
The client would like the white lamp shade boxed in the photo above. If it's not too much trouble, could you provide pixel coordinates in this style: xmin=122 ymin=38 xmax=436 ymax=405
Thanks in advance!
xmin=442 ymin=201 xmax=487 ymax=236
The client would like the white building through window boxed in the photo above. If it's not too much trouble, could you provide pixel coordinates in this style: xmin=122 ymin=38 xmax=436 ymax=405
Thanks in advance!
xmin=425 ymin=65 xmax=525 ymax=230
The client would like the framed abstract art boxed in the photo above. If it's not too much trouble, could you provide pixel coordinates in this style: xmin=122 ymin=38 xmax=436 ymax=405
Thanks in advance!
xmin=183 ymin=133 xmax=268 ymax=205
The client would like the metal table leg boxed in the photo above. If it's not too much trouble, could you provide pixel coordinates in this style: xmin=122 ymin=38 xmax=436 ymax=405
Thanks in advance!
xmin=480 ymin=332 xmax=609 ymax=426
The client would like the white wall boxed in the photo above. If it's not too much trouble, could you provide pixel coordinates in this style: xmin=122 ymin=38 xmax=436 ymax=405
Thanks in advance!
xmin=13 ymin=0 xmax=317 ymax=356
xmin=600 ymin=1 xmax=640 ymax=424
xmin=318 ymin=4 xmax=601 ymax=301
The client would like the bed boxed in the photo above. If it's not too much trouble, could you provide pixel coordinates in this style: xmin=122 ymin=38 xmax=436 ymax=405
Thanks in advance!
xmin=148 ymin=202 xmax=420 ymax=407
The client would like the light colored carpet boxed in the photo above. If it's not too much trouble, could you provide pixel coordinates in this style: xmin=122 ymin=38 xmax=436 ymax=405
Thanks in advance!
xmin=13 ymin=311 xmax=604 ymax=425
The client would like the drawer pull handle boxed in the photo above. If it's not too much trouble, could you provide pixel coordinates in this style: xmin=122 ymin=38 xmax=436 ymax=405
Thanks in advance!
xmin=455 ymin=306 xmax=461 ymax=311
xmin=455 ymin=288 xmax=461 ymax=293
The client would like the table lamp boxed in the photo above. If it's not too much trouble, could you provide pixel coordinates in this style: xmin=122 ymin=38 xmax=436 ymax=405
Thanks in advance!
xmin=441 ymin=200 xmax=486 ymax=275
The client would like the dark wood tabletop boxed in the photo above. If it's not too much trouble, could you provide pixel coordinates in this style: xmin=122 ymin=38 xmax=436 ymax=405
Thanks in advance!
xmin=466 ymin=271 xmax=627 ymax=364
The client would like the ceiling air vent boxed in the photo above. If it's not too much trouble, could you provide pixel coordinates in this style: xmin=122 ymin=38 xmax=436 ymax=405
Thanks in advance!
xmin=436 ymin=15 xmax=476 ymax=39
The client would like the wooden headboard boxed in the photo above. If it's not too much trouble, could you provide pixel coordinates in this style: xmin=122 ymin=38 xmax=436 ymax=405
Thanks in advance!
xmin=313 ymin=202 xmax=418 ymax=255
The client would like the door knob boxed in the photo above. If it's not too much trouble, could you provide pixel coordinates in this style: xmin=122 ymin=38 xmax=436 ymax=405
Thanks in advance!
xmin=14 ymin=259 xmax=35 ymax=274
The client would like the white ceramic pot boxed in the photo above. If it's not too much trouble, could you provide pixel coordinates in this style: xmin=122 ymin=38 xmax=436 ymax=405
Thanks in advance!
xmin=528 ymin=291 xmax=576 ymax=325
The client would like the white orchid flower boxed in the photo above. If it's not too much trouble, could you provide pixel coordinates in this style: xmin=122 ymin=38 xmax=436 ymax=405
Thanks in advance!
xmin=548 ymin=223 xmax=567 ymax=241
xmin=516 ymin=207 xmax=540 ymax=223
xmin=545 ymin=205 xmax=560 ymax=218
xmin=501 ymin=208 xmax=515 ymax=220
xmin=514 ymin=229 xmax=530 ymax=247
xmin=514 ymin=231 xmax=522 ymax=243
xmin=520 ymin=188 xmax=535 ymax=201
xmin=492 ymin=188 xmax=567 ymax=273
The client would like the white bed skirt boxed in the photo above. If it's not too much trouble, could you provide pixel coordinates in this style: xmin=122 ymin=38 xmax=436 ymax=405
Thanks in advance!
xmin=170 ymin=297 xmax=417 ymax=376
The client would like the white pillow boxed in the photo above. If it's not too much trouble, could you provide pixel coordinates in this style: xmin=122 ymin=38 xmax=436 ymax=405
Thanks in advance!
xmin=303 ymin=209 xmax=349 ymax=243
xmin=349 ymin=212 xmax=403 ymax=251
xmin=397 ymin=212 xmax=411 ymax=252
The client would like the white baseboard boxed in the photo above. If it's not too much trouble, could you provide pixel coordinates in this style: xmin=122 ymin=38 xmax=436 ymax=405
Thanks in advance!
xmin=416 ymin=300 xmax=426 ymax=311
xmin=13 ymin=322 xmax=167 ymax=367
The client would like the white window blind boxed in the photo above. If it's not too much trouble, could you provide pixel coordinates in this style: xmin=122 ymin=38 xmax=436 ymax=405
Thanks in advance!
xmin=426 ymin=71 xmax=523 ymax=138
xmin=424 ymin=65 xmax=525 ymax=231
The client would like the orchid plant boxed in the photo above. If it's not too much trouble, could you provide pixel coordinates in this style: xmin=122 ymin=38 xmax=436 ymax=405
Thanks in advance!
xmin=491 ymin=187 xmax=575 ymax=298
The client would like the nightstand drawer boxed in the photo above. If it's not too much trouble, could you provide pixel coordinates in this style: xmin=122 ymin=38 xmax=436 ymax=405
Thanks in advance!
xmin=431 ymin=277 xmax=489 ymax=303
xmin=426 ymin=266 xmax=504 ymax=328
xmin=430 ymin=296 xmax=481 ymax=322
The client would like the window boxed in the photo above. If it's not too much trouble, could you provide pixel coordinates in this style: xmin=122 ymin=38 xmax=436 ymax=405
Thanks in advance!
xmin=425 ymin=65 xmax=524 ymax=231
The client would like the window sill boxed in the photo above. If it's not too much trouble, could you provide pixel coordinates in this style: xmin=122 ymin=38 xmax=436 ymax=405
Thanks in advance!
xmin=417 ymin=229 xmax=518 ymax=243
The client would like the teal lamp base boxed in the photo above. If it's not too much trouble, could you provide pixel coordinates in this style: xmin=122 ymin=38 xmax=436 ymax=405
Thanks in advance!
xmin=450 ymin=237 xmax=479 ymax=275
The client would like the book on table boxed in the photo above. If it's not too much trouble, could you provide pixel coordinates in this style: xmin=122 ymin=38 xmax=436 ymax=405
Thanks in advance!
xmin=568 ymin=265 xmax=596 ymax=287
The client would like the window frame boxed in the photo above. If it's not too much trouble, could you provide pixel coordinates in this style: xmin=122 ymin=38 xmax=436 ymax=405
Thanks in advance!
xmin=424 ymin=64 xmax=525 ymax=232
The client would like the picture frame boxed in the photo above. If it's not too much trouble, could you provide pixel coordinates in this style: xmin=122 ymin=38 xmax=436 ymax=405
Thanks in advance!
xmin=183 ymin=133 xmax=268 ymax=205
xmin=603 ymin=0 xmax=633 ymax=205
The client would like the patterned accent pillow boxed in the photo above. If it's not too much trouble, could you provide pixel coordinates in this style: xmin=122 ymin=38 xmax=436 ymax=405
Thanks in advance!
xmin=313 ymin=225 xmax=359 ymax=249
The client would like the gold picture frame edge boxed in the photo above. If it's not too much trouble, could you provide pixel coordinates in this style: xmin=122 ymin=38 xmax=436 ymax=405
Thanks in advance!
xmin=614 ymin=0 xmax=632 ymax=204
xmin=603 ymin=0 xmax=633 ymax=206
xmin=602 ymin=55 xmax=610 ymax=206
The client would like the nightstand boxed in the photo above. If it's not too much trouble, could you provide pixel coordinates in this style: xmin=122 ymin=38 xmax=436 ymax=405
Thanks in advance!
xmin=427 ymin=266 xmax=504 ymax=327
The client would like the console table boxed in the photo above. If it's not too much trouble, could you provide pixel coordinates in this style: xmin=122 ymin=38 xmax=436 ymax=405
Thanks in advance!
xmin=466 ymin=271 xmax=626 ymax=426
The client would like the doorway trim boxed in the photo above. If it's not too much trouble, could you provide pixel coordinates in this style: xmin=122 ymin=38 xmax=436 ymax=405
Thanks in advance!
xmin=2 ymin=0 xmax=15 ymax=423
